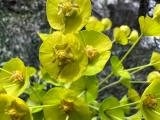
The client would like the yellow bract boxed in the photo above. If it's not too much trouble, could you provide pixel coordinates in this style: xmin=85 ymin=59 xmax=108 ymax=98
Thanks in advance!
xmin=46 ymin=0 xmax=91 ymax=33
xmin=0 ymin=94 xmax=32 ymax=120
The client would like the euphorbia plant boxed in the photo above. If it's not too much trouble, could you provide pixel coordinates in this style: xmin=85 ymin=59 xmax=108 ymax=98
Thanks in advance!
xmin=1 ymin=1 xmax=160 ymax=120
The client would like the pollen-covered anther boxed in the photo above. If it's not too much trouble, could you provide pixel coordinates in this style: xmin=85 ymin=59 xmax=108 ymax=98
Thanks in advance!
xmin=61 ymin=100 xmax=74 ymax=114
xmin=58 ymin=1 xmax=79 ymax=16
xmin=56 ymin=50 xmax=73 ymax=66
xmin=143 ymin=94 xmax=158 ymax=109
xmin=85 ymin=45 xmax=98 ymax=61
xmin=11 ymin=71 xmax=24 ymax=82
xmin=54 ymin=44 xmax=74 ymax=66
xmin=8 ymin=109 xmax=19 ymax=120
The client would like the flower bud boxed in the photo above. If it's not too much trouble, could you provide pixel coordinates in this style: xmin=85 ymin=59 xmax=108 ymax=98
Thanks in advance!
xmin=147 ymin=71 xmax=160 ymax=83
xmin=101 ymin=18 xmax=112 ymax=30
xmin=128 ymin=30 xmax=139 ymax=43
xmin=88 ymin=16 xmax=98 ymax=23
xmin=120 ymin=25 xmax=131 ymax=36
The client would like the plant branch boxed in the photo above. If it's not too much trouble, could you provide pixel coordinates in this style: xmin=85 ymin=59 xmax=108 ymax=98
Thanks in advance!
xmin=99 ymin=80 xmax=147 ymax=93
xmin=107 ymin=101 xmax=140 ymax=111
xmin=131 ymin=80 xmax=148 ymax=84
xmin=88 ymin=104 xmax=99 ymax=111
xmin=120 ymin=34 xmax=143 ymax=63
xmin=99 ymin=80 xmax=121 ymax=93
xmin=99 ymin=72 xmax=113 ymax=86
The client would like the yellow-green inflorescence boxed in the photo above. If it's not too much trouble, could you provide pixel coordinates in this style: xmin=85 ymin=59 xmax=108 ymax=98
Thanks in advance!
xmin=0 ymin=58 xmax=36 ymax=96
xmin=141 ymin=78 xmax=160 ymax=120
xmin=0 ymin=94 xmax=32 ymax=120
xmin=39 ymin=30 xmax=112 ymax=82
xmin=47 ymin=0 xmax=91 ymax=33
xmin=39 ymin=32 xmax=88 ymax=83
xmin=43 ymin=88 xmax=91 ymax=120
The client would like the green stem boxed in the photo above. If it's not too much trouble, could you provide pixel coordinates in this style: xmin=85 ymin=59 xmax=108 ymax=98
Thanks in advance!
xmin=120 ymin=34 xmax=143 ymax=63
xmin=49 ymin=28 xmax=53 ymax=34
xmin=99 ymin=72 xmax=113 ymax=86
xmin=99 ymin=80 xmax=147 ymax=93
xmin=88 ymin=104 xmax=99 ymax=111
xmin=29 ymin=104 xmax=54 ymax=109
xmin=131 ymin=62 xmax=160 ymax=74
xmin=77 ymin=90 xmax=86 ymax=98
xmin=65 ymin=116 xmax=69 ymax=120
xmin=99 ymin=80 xmax=121 ymax=93
xmin=151 ymin=109 xmax=160 ymax=116
xmin=127 ymin=63 xmax=152 ymax=72
xmin=130 ymin=80 xmax=148 ymax=84
xmin=131 ymin=66 xmax=149 ymax=74
xmin=0 ymin=68 xmax=12 ymax=75
xmin=107 ymin=101 xmax=140 ymax=111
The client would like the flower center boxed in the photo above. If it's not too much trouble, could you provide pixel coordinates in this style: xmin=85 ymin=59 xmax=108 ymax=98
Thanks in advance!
xmin=143 ymin=94 xmax=158 ymax=109
xmin=61 ymin=100 xmax=74 ymax=114
xmin=7 ymin=108 xmax=23 ymax=120
xmin=5 ymin=101 xmax=26 ymax=120
xmin=54 ymin=43 xmax=74 ymax=66
xmin=11 ymin=71 xmax=24 ymax=83
xmin=58 ymin=1 xmax=79 ymax=16
xmin=85 ymin=45 xmax=98 ymax=61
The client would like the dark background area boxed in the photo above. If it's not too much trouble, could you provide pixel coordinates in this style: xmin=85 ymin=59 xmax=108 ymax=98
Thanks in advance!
xmin=0 ymin=0 xmax=160 ymax=98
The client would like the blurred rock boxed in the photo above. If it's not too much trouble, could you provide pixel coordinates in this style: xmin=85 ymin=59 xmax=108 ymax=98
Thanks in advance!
xmin=0 ymin=0 xmax=49 ymax=68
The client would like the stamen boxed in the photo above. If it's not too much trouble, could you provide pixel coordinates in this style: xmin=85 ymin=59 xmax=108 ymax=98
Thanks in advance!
xmin=11 ymin=71 xmax=24 ymax=83
xmin=143 ymin=94 xmax=158 ymax=109
xmin=54 ymin=44 xmax=74 ymax=66
xmin=61 ymin=100 xmax=74 ymax=114
xmin=85 ymin=45 xmax=98 ymax=61
xmin=58 ymin=1 xmax=79 ymax=16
